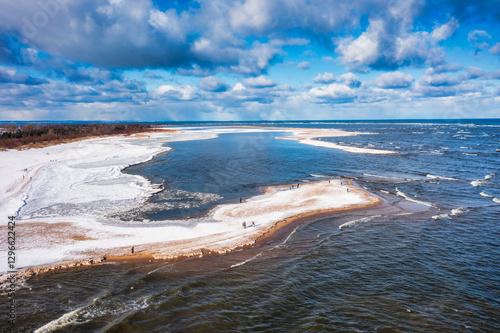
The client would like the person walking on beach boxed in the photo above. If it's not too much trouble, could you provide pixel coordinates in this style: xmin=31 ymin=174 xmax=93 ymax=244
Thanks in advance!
xmin=240 ymin=198 xmax=242 ymax=203
xmin=131 ymin=247 xmax=134 ymax=254
xmin=242 ymin=221 xmax=246 ymax=229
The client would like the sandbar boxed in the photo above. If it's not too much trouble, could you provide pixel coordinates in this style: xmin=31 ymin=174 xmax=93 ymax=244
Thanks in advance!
xmin=0 ymin=127 xmax=383 ymax=284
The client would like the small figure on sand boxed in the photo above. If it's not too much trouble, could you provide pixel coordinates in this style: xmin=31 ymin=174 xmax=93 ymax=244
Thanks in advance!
xmin=131 ymin=247 xmax=134 ymax=254
xmin=297 ymin=184 xmax=299 ymax=188
xmin=346 ymin=188 xmax=350 ymax=192
xmin=252 ymin=221 xmax=255 ymax=227
xmin=329 ymin=180 xmax=330 ymax=184
xmin=240 ymin=197 xmax=242 ymax=203
xmin=242 ymin=221 xmax=246 ymax=229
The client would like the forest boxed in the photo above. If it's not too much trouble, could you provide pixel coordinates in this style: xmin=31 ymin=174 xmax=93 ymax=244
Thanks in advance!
xmin=0 ymin=123 xmax=157 ymax=149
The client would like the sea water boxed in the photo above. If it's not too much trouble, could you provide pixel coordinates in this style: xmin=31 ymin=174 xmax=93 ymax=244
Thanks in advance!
xmin=2 ymin=120 xmax=500 ymax=332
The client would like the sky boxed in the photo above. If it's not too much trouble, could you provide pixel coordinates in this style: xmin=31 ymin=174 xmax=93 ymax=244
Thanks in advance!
xmin=0 ymin=0 xmax=499 ymax=121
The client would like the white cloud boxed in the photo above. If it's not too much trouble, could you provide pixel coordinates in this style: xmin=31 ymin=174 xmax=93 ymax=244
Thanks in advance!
xmin=232 ymin=82 xmax=246 ymax=91
xmin=335 ymin=2 xmax=459 ymax=72
xmin=313 ymin=72 xmax=335 ymax=84
xmin=200 ymin=76 xmax=228 ymax=92
xmin=309 ymin=83 xmax=356 ymax=102
xmin=243 ymin=75 xmax=277 ymax=88
xmin=467 ymin=30 xmax=491 ymax=42
xmin=337 ymin=73 xmax=361 ymax=88
xmin=297 ymin=61 xmax=310 ymax=70
xmin=153 ymin=84 xmax=198 ymax=100
xmin=430 ymin=18 xmax=459 ymax=42
xmin=312 ymin=72 xmax=360 ymax=87
xmin=490 ymin=43 xmax=500 ymax=55
xmin=373 ymin=71 xmax=414 ymax=89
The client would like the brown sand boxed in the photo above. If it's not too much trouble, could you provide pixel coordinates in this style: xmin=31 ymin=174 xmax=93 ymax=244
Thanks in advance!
xmin=0 ymin=179 xmax=382 ymax=288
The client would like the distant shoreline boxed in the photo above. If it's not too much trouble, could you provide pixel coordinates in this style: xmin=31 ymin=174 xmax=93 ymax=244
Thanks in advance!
xmin=0 ymin=123 xmax=177 ymax=150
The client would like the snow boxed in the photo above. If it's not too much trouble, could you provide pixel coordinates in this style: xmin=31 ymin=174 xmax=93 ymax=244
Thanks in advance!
xmin=0 ymin=128 xmax=378 ymax=271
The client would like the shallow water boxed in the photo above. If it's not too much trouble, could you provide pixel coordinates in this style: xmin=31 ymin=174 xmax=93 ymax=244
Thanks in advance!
xmin=2 ymin=120 xmax=500 ymax=332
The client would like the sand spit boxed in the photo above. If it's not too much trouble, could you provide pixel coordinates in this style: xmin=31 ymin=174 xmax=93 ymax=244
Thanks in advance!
xmin=0 ymin=127 xmax=383 ymax=286
xmin=1 ymin=179 xmax=380 ymax=287
xmin=277 ymin=128 xmax=396 ymax=154
xmin=233 ymin=126 xmax=395 ymax=154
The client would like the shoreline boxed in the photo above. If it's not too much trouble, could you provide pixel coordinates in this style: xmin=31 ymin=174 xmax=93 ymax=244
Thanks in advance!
xmin=0 ymin=179 xmax=382 ymax=287
xmin=0 ymin=126 xmax=386 ymax=287
xmin=233 ymin=125 xmax=396 ymax=154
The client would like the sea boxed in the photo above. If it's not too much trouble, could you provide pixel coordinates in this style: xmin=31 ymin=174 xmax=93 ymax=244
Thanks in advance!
xmin=2 ymin=119 xmax=500 ymax=332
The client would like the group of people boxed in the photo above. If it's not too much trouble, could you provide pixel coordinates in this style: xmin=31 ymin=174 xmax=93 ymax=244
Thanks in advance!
xmin=242 ymin=221 xmax=255 ymax=229
xmin=329 ymin=180 xmax=350 ymax=192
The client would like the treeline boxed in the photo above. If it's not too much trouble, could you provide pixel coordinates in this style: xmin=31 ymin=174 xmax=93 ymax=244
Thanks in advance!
xmin=0 ymin=123 xmax=156 ymax=149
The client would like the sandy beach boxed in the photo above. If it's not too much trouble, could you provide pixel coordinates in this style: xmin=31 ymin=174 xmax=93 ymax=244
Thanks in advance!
xmin=0 ymin=127 xmax=384 ymax=283
xmin=236 ymin=126 xmax=396 ymax=154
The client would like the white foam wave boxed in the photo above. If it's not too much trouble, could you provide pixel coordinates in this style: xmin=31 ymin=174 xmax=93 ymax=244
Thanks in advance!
xmin=35 ymin=303 xmax=90 ymax=332
xmin=480 ymin=192 xmax=493 ymax=198
xmin=471 ymin=180 xmax=492 ymax=187
xmin=395 ymin=188 xmax=433 ymax=207
xmin=230 ymin=251 xmax=264 ymax=268
xmin=310 ymin=174 xmax=327 ymax=178
xmin=432 ymin=214 xmax=450 ymax=220
xmin=281 ymin=228 xmax=297 ymax=246
xmin=426 ymin=174 xmax=459 ymax=181
xmin=432 ymin=207 xmax=466 ymax=220
xmin=485 ymin=173 xmax=495 ymax=180
xmin=35 ymin=292 xmax=155 ymax=332
xmin=339 ymin=215 xmax=381 ymax=230
xmin=451 ymin=207 xmax=467 ymax=216
xmin=493 ymin=198 xmax=500 ymax=204
xmin=363 ymin=173 xmax=403 ymax=180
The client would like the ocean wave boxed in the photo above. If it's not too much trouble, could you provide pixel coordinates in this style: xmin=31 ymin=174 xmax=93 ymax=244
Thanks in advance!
xmin=35 ymin=291 xmax=156 ymax=332
xmin=426 ymin=174 xmax=459 ymax=181
xmin=339 ymin=215 xmax=382 ymax=230
xmin=432 ymin=207 xmax=467 ymax=220
xmin=310 ymin=174 xmax=328 ymax=178
xmin=231 ymin=251 xmax=264 ymax=268
xmin=480 ymin=192 xmax=494 ymax=198
xmin=35 ymin=306 xmax=89 ymax=333
xmin=470 ymin=180 xmax=492 ymax=187
xmin=493 ymin=198 xmax=500 ymax=204
xmin=451 ymin=207 xmax=467 ymax=216
xmin=363 ymin=173 xmax=403 ymax=180
xmin=485 ymin=173 xmax=495 ymax=180
xmin=395 ymin=188 xmax=433 ymax=207
xmin=432 ymin=213 xmax=450 ymax=220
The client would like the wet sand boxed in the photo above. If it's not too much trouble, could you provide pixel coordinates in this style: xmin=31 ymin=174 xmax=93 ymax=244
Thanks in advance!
xmin=0 ymin=179 xmax=382 ymax=287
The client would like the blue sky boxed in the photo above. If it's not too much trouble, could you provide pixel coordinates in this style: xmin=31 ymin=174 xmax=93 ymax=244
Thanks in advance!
xmin=0 ymin=0 xmax=499 ymax=121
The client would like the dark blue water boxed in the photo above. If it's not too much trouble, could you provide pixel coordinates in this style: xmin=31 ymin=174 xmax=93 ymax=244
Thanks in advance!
xmin=3 ymin=120 xmax=500 ymax=332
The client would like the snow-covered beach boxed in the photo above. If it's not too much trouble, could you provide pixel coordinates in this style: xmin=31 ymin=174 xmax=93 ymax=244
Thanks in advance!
xmin=0 ymin=127 xmax=382 ymax=276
